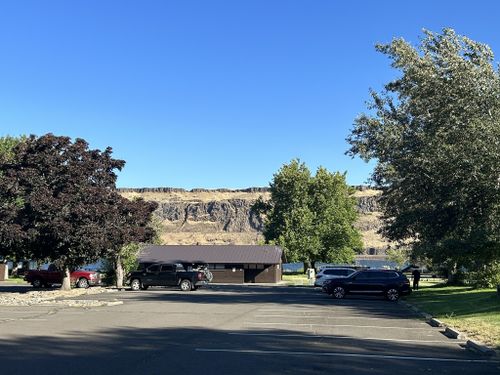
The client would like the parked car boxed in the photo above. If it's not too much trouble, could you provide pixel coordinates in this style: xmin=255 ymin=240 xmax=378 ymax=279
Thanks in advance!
xmin=24 ymin=268 xmax=101 ymax=288
xmin=314 ymin=267 xmax=356 ymax=287
xmin=322 ymin=269 xmax=411 ymax=301
xmin=127 ymin=263 xmax=209 ymax=291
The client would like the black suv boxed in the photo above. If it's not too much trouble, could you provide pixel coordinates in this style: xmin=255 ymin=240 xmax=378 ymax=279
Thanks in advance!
xmin=322 ymin=269 xmax=411 ymax=301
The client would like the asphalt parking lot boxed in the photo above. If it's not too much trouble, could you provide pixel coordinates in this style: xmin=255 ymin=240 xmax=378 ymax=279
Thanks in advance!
xmin=0 ymin=284 xmax=498 ymax=375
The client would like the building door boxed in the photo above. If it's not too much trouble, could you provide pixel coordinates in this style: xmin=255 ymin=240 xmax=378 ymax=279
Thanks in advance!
xmin=244 ymin=269 xmax=261 ymax=283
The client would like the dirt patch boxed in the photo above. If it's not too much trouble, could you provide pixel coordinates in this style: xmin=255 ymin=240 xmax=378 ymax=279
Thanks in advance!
xmin=0 ymin=287 xmax=117 ymax=306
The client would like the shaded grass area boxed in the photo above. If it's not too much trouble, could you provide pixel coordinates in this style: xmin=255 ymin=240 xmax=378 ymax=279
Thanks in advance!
xmin=406 ymin=285 xmax=500 ymax=349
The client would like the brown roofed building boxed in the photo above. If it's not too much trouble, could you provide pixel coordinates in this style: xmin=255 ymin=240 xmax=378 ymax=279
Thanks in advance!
xmin=138 ymin=245 xmax=283 ymax=284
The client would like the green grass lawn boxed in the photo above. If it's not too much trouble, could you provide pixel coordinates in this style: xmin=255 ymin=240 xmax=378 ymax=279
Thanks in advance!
xmin=406 ymin=285 xmax=500 ymax=349
xmin=282 ymin=274 xmax=312 ymax=285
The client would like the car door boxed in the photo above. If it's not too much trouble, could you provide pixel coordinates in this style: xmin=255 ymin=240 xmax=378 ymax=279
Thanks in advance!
xmin=369 ymin=271 xmax=388 ymax=293
xmin=143 ymin=264 xmax=160 ymax=286
xmin=159 ymin=264 xmax=177 ymax=286
xmin=347 ymin=271 xmax=373 ymax=293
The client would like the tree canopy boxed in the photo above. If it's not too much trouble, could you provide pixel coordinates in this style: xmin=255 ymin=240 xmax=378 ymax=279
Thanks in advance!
xmin=347 ymin=29 xmax=500 ymax=272
xmin=0 ymin=133 xmax=158 ymax=289
xmin=257 ymin=160 xmax=362 ymax=267
xmin=104 ymin=195 xmax=158 ymax=288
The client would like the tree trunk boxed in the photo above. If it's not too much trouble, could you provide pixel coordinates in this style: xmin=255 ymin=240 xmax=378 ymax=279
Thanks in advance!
xmin=303 ymin=260 xmax=311 ymax=273
xmin=11 ymin=261 xmax=19 ymax=277
xmin=447 ymin=262 xmax=457 ymax=284
xmin=61 ymin=267 xmax=71 ymax=290
xmin=115 ymin=255 xmax=124 ymax=289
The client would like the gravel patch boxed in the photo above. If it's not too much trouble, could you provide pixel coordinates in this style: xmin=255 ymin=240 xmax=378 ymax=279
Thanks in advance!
xmin=0 ymin=287 xmax=117 ymax=306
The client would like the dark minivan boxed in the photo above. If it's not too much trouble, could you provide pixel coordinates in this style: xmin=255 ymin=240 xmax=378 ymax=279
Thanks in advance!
xmin=322 ymin=269 xmax=411 ymax=301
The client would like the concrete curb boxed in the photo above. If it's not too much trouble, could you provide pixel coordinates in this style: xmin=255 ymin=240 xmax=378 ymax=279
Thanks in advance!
xmin=402 ymin=300 xmax=497 ymax=357
xmin=444 ymin=326 xmax=464 ymax=339
xmin=466 ymin=340 xmax=497 ymax=356
xmin=399 ymin=301 xmax=432 ymax=319
xmin=429 ymin=318 xmax=444 ymax=327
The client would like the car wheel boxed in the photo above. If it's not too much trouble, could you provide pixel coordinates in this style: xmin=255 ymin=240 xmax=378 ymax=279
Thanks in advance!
xmin=130 ymin=279 xmax=141 ymax=291
xmin=386 ymin=288 xmax=400 ymax=301
xmin=179 ymin=279 xmax=192 ymax=291
xmin=77 ymin=278 xmax=89 ymax=289
xmin=32 ymin=278 xmax=43 ymax=288
xmin=332 ymin=286 xmax=346 ymax=299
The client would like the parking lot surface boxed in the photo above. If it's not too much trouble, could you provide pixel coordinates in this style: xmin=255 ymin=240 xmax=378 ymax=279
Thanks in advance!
xmin=0 ymin=284 xmax=498 ymax=375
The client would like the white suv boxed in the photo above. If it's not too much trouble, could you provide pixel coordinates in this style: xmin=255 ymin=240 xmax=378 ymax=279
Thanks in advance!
xmin=314 ymin=268 xmax=356 ymax=287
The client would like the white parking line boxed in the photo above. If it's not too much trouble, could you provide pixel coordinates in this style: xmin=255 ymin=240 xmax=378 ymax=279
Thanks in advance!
xmin=195 ymin=348 xmax=497 ymax=364
xmin=258 ymin=308 xmax=413 ymax=315
xmin=245 ymin=322 xmax=432 ymax=330
xmin=228 ymin=332 xmax=464 ymax=345
xmin=20 ymin=318 xmax=48 ymax=321
xmin=254 ymin=314 xmax=427 ymax=323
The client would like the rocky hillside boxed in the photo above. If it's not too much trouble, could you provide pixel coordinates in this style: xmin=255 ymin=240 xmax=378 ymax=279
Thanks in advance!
xmin=119 ymin=187 xmax=389 ymax=253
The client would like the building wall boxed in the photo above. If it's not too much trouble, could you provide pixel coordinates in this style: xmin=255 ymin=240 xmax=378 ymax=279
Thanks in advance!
xmin=209 ymin=264 xmax=282 ymax=284
xmin=254 ymin=264 xmax=281 ymax=283
xmin=210 ymin=268 xmax=244 ymax=283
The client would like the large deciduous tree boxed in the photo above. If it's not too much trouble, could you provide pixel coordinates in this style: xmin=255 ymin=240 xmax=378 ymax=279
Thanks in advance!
xmin=104 ymin=195 xmax=158 ymax=289
xmin=347 ymin=29 xmax=500 ymax=276
xmin=257 ymin=160 xmax=362 ymax=268
xmin=0 ymin=135 xmax=27 ymax=264
xmin=0 ymin=134 xmax=125 ymax=289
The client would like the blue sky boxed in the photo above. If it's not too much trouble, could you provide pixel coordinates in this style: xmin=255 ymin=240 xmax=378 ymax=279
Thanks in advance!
xmin=1 ymin=1 xmax=499 ymax=188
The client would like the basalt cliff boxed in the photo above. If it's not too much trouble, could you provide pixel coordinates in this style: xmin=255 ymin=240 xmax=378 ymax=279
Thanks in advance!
xmin=119 ymin=187 xmax=387 ymax=253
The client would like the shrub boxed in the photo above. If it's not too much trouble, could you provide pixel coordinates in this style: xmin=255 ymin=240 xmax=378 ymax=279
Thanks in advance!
xmin=465 ymin=262 xmax=500 ymax=288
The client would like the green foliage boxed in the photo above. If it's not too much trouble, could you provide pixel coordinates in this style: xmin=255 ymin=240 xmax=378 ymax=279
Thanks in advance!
xmin=0 ymin=135 xmax=25 ymax=162
xmin=465 ymin=262 xmax=500 ymax=288
xmin=120 ymin=243 xmax=142 ymax=274
xmin=386 ymin=247 xmax=411 ymax=269
xmin=347 ymin=29 xmax=500 ymax=269
xmin=102 ymin=242 xmax=142 ymax=283
xmin=259 ymin=160 xmax=362 ymax=266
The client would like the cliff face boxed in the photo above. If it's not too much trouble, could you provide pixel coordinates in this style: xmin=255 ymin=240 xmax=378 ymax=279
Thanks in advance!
xmin=158 ymin=199 xmax=264 ymax=232
xmin=118 ymin=187 xmax=386 ymax=251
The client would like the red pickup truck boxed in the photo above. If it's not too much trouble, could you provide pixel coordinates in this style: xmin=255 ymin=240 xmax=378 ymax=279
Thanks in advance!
xmin=24 ymin=268 xmax=102 ymax=288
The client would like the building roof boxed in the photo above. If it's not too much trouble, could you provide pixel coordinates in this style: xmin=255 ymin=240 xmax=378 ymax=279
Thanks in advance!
xmin=139 ymin=245 xmax=283 ymax=265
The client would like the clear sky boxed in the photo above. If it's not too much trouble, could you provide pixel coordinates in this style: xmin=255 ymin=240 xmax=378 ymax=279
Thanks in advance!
xmin=1 ymin=1 xmax=499 ymax=188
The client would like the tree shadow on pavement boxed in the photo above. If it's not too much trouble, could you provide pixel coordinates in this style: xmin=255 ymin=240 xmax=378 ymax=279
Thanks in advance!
xmin=0 ymin=325 xmax=497 ymax=375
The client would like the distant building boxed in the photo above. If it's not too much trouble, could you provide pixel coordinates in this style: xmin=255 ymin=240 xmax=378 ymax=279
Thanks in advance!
xmin=138 ymin=245 xmax=282 ymax=284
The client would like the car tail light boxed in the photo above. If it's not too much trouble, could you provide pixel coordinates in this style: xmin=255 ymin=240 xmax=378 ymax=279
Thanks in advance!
xmin=198 ymin=272 xmax=203 ymax=280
